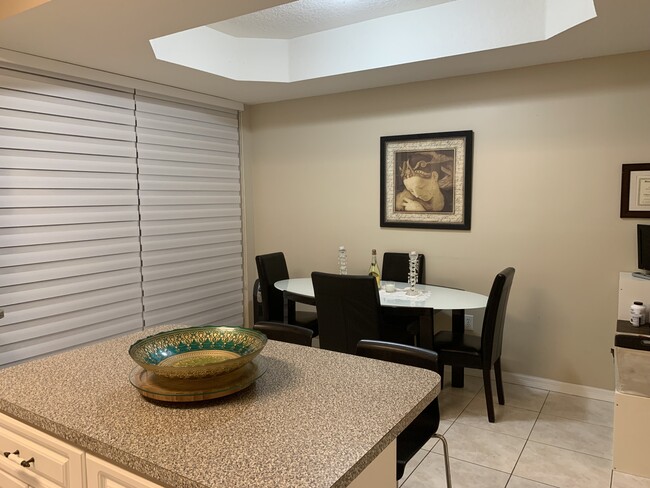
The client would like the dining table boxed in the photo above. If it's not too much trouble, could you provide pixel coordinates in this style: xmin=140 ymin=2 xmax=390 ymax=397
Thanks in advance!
xmin=274 ymin=278 xmax=488 ymax=387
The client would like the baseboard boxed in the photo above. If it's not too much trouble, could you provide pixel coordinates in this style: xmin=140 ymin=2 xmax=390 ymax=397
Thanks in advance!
xmin=464 ymin=369 xmax=614 ymax=403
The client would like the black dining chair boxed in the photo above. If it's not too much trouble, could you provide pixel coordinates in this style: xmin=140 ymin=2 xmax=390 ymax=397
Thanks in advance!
xmin=311 ymin=272 xmax=383 ymax=354
xmin=382 ymin=252 xmax=427 ymax=346
xmin=432 ymin=267 xmax=515 ymax=423
xmin=255 ymin=252 xmax=318 ymax=336
xmin=253 ymin=321 xmax=313 ymax=347
xmin=356 ymin=339 xmax=452 ymax=487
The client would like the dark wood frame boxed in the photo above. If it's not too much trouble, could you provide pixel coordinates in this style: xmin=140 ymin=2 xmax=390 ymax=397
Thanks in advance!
xmin=380 ymin=130 xmax=473 ymax=230
xmin=621 ymin=163 xmax=650 ymax=218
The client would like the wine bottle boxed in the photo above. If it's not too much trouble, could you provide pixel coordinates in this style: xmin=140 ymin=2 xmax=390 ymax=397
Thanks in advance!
xmin=368 ymin=249 xmax=381 ymax=286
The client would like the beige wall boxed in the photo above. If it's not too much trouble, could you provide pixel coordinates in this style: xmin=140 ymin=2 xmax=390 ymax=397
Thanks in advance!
xmin=242 ymin=51 xmax=650 ymax=390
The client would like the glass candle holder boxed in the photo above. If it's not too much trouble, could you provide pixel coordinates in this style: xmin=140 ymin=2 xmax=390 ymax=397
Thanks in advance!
xmin=406 ymin=251 xmax=420 ymax=296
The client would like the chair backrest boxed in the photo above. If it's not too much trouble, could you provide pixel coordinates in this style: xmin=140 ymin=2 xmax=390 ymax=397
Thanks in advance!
xmin=311 ymin=272 xmax=382 ymax=354
xmin=253 ymin=321 xmax=313 ymax=347
xmin=481 ymin=267 xmax=516 ymax=365
xmin=255 ymin=252 xmax=290 ymax=322
xmin=382 ymin=252 xmax=426 ymax=284
xmin=356 ymin=339 xmax=441 ymax=480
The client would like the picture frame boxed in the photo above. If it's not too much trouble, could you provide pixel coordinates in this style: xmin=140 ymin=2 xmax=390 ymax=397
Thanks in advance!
xmin=621 ymin=163 xmax=650 ymax=218
xmin=380 ymin=130 xmax=474 ymax=230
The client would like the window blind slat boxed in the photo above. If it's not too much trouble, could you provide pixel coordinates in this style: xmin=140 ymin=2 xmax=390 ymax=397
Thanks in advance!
xmin=0 ymin=238 xmax=140 ymax=267
xmin=142 ymin=259 xmax=242 ymax=283
xmin=0 ymin=169 xmax=137 ymax=190
xmin=140 ymin=174 xmax=240 ymax=189
xmin=1 ymin=284 xmax=143 ymax=326
xmin=137 ymin=145 xmax=237 ymax=164
xmin=142 ymin=231 xmax=242 ymax=251
xmin=136 ymin=112 xmax=238 ymax=139
xmin=0 ymin=189 xmax=138 ymax=207
xmin=144 ymin=271 xmax=242 ymax=296
xmin=0 ymin=108 xmax=136 ymax=141
xmin=138 ymin=159 xmax=239 ymax=178
xmin=0 ymin=206 xmax=139 ymax=227
xmin=153 ymin=307 xmax=243 ymax=330
xmin=135 ymin=96 xmax=237 ymax=124
xmin=139 ymin=205 xmax=241 ymax=220
xmin=0 ymin=149 xmax=136 ymax=174
xmin=0 ymin=254 xmax=142 ymax=287
xmin=141 ymin=218 xmax=241 ymax=236
xmin=1 ymin=268 xmax=142 ymax=306
xmin=1 ymin=222 xmax=139 ymax=247
xmin=0 ymin=129 xmax=137 ymax=157
xmin=144 ymin=295 xmax=243 ymax=328
xmin=0 ymin=314 xmax=143 ymax=366
xmin=0 ymin=69 xmax=134 ymax=108
xmin=0 ymin=87 xmax=135 ymax=125
xmin=136 ymin=127 xmax=237 ymax=152
xmin=141 ymin=243 xmax=242 ymax=267
xmin=1 ymin=301 xmax=143 ymax=347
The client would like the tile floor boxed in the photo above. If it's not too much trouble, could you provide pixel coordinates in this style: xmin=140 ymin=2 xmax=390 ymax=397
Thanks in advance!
xmin=399 ymin=369 xmax=650 ymax=488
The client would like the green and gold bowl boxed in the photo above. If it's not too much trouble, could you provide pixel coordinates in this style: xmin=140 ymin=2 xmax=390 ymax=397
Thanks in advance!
xmin=128 ymin=326 xmax=267 ymax=379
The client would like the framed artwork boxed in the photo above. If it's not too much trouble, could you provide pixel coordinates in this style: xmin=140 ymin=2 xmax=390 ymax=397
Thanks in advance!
xmin=380 ymin=130 xmax=474 ymax=230
xmin=621 ymin=163 xmax=650 ymax=218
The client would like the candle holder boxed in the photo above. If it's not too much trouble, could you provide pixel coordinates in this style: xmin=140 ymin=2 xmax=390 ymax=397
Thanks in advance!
xmin=338 ymin=246 xmax=348 ymax=275
xmin=406 ymin=251 xmax=420 ymax=296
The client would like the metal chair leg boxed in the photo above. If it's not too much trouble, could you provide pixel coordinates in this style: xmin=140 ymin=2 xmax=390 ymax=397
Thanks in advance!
xmin=433 ymin=433 xmax=452 ymax=487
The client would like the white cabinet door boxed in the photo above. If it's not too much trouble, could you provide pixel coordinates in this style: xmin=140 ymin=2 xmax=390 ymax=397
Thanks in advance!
xmin=86 ymin=455 xmax=165 ymax=488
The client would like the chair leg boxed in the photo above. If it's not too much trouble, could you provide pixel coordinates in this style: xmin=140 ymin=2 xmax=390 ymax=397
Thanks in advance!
xmin=482 ymin=368 xmax=495 ymax=423
xmin=433 ymin=433 xmax=452 ymax=488
xmin=438 ymin=362 xmax=445 ymax=390
xmin=494 ymin=357 xmax=505 ymax=406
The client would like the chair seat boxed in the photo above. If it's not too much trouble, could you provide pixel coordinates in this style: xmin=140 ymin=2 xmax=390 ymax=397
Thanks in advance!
xmin=253 ymin=321 xmax=313 ymax=346
xmin=433 ymin=330 xmax=481 ymax=353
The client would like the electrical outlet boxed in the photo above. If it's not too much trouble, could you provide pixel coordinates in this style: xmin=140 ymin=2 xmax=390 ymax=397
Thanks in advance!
xmin=464 ymin=314 xmax=474 ymax=330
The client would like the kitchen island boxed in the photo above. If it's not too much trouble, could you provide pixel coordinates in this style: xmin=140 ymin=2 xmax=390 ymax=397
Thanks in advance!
xmin=0 ymin=325 xmax=440 ymax=488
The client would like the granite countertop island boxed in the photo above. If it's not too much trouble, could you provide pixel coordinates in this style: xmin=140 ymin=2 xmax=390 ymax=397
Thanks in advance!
xmin=0 ymin=325 xmax=440 ymax=488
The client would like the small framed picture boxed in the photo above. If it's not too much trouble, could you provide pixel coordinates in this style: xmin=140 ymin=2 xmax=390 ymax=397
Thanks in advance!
xmin=621 ymin=163 xmax=650 ymax=218
xmin=380 ymin=130 xmax=473 ymax=230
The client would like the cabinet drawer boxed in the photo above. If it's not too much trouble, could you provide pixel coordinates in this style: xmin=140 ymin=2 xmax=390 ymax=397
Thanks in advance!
xmin=0 ymin=466 xmax=30 ymax=488
xmin=0 ymin=412 xmax=84 ymax=488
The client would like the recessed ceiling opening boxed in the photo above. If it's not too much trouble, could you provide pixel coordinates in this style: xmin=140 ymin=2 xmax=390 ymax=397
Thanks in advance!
xmin=149 ymin=0 xmax=596 ymax=83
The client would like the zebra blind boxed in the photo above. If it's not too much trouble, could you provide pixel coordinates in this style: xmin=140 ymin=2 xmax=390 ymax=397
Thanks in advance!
xmin=135 ymin=93 xmax=244 ymax=327
xmin=0 ymin=67 xmax=143 ymax=365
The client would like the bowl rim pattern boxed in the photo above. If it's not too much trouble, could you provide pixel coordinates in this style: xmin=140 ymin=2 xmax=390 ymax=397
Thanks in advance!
xmin=128 ymin=325 xmax=267 ymax=379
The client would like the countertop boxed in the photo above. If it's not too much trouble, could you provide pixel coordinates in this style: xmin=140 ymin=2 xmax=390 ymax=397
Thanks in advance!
xmin=0 ymin=325 xmax=440 ymax=488
xmin=616 ymin=319 xmax=650 ymax=337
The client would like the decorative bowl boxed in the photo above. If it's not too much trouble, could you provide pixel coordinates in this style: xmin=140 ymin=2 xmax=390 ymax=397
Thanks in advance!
xmin=128 ymin=326 xmax=267 ymax=379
